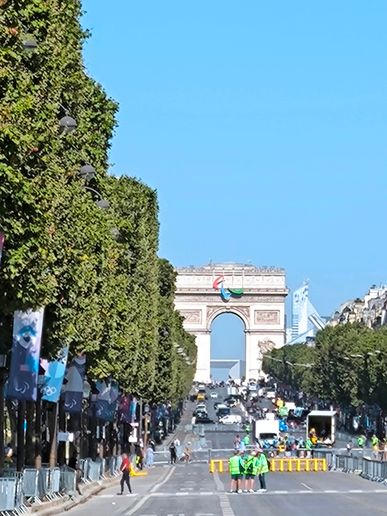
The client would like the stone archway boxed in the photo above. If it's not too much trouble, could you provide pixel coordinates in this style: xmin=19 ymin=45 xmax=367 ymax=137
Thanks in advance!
xmin=174 ymin=263 xmax=288 ymax=383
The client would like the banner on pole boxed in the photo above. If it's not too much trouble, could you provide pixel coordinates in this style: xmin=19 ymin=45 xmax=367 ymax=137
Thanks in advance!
xmin=7 ymin=308 xmax=44 ymax=401
xmin=41 ymin=347 xmax=69 ymax=403
xmin=94 ymin=380 xmax=119 ymax=422
xmin=63 ymin=354 xmax=86 ymax=413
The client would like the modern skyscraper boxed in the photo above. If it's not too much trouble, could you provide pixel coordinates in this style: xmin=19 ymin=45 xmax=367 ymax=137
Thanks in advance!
xmin=288 ymin=283 xmax=325 ymax=344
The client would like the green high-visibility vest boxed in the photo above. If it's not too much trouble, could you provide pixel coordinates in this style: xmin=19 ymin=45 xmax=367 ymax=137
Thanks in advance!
xmin=257 ymin=454 xmax=269 ymax=474
xmin=229 ymin=455 xmax=242 ymax=475
xmin=243 ymin=435 xmax=250 ymax=445
xmin=243 ymin=456 xmax=255 ymax=474
xmin=252 ymin=457 xmax=259 ymax=476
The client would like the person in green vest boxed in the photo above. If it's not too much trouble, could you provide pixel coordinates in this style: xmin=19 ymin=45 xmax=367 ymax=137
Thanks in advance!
xmin=242 ymin=451 xmax=258 ymax=493
xmin=357 ymin=434 xmax=366 ymax=448
xmin=242 ymin=431 xmax=250 ymax=446
xmin=371 ymin=434 xmax=379 ymax=458
xmin=256 ymin=449 xmax=269 ymax=492
xmin=228 ymin=450 xmax=244 ymax=493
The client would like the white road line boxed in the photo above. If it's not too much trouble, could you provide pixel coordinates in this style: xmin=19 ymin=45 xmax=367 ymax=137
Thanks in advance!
xmin=213 ymin=471 xmax=225 ymax=492
xmin=150 ymin=465 xmax=176 ymax=493
xmin=126 ymin=466 xmax=176 ymax=515
xmin=301 ymin=482 xmax=313 ymax=491
xmin=220 ymin=493 xmax=236 ymax=516
xmin=323 ymin=490 xmax=339 ymax=493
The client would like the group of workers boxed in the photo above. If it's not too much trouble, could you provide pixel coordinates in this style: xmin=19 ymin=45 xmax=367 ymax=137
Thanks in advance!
xmin=228 ymin=448 xmax=269 ymax=493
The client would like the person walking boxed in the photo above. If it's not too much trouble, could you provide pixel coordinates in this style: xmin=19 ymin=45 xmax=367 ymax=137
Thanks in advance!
xmin=169 ymin=441 xmax=177 ymax=464
xmin=256 ymin=448 xmax=269 ymax=492
xmin=118 ymin=453 xmax=133 ymax=495
xmin=228 ymin=450 xmax=244 ymax=493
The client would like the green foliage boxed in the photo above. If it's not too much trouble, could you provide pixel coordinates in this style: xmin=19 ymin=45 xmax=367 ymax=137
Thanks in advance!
xmin=263 ymin=324 xmax=387 ymax=411
xmin=262 ymin=343 xmax=315 ymax=393
xmin=0 ymin=0 xmax=195 ymax=404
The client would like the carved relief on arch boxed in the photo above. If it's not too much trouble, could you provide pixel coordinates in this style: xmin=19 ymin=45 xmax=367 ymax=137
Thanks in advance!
xmin=258 ymin=339 xmax=276 ymax=354
xmin=206 ymin=305 xmax=250 ymax=329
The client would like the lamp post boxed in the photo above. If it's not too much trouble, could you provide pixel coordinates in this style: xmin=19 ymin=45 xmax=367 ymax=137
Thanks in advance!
xmin=59 ymin=115 xmax=77 ymax=134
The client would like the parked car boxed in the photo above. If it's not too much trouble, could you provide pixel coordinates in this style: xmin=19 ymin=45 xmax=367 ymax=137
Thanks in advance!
xmin=195 ymin=414 xmax=214 ymax=424
xmin=210 ymin=392 xmax=218 ymax=399
xmin=225 ymin=398 xmax=237 ymax=408
xmin=219 ymin=414 xmax=242 ymax=425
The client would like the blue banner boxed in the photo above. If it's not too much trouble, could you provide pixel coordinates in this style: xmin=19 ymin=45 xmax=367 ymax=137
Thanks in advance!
xmin=63 ymin=355 xmax=86 ymax=413
xmin=41 ymin=347 xmax=69 ymax=403
xmin=7 ymin=309 xmax=44 ymax=401
xmin=94 ymin=380 xmax=119 ymax=422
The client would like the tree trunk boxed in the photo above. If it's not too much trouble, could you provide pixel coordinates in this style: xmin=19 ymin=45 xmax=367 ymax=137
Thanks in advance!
xmin=57 ymin=401 xmax=66 ymax=465
xmin=25 ymin=401 xmax=35 ymax=466
xmin=34 ymin=397 xmax=42 ymax=468
xmin=48 ymin=403 xmax=58 ymax=468
xmin=0 ymin=370 xmax=5 ymax=475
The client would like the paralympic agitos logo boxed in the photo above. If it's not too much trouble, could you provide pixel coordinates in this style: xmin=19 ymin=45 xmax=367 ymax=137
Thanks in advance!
xmin=213 ymin=275 xmax=244 ymax=302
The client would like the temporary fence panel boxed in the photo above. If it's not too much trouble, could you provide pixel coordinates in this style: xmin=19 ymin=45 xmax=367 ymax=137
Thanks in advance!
xmin=49 ymin=468 xmax=61 ymax=495
xmin=38 ymin=468 xmax=50 ymax=499
xmin=60 ymin=467 xmax=77 ymax=495
xmin=0 ymin=477 xmax=18 ymax=512
xmin=21 ymin=468 xmax=39 ymax=500
xmin=87 ymin=460 xmax=102 ymax=482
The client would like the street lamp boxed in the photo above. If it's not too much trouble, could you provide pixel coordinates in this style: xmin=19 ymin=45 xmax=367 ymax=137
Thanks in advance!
xmin=82 ymin=186 xmax=109 ymax=209
xmin=22 ymin=34 xmax=38 ymax=52
xmin=59 ymin=115 xmax=77 ymax=134
xmin=79 ymin=164 xmax=96 ymax=181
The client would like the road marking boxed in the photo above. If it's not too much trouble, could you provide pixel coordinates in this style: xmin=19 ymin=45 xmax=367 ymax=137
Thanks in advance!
xmin=220 ymin=493 xmax=236 ymax=516
xmin=125 ymin=466 xmax=176 ymax=515
xmin=150 ymin=465 xmax=176 ymax=493
xmin=213 ymin=471 xmax=225 ymax=492
xmin=301 ymin=482 xmax=313 ymax=491
xmin=323 ymin=490 xmax=339 ymax=493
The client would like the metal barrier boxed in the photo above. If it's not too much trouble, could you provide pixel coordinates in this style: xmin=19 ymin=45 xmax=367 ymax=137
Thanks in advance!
xmin=21 ymin=468 xmax=39 ymax=501
xmin=87 ymin=460 xmax=102 ymax=482
xmin=209 ymin=457 xmax=327 ymax=473
xmin=0 ymin=477 xmax=18 ymax=512
xmin=60 ymin=467 xmax=77 ymax=495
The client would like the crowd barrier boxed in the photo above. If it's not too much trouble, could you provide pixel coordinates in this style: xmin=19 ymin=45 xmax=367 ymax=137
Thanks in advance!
xmin=209 ymin=457 xmax=327 ymax=473
xmin=0 ymin=456 xmax=123 ymax=513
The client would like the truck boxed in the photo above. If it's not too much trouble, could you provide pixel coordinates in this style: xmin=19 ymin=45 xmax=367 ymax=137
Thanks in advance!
xmin=306 ymin=410 xmax=336 ymax=445
xmin=253 ymin=418 xmax=280 ymax=447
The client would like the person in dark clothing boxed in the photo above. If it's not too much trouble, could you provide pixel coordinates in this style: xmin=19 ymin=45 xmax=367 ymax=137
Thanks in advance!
xmin=169 ymin=441 xmax=177 ymax=464
xmin=118 ymin=453 xmax=132 ymax=494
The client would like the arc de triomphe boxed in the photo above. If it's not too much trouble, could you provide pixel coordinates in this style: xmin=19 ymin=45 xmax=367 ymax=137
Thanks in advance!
xmin=175 ymin=263 xmax=288 ymax=383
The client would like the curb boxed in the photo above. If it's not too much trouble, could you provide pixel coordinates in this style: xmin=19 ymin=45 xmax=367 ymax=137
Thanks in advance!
xmin=30 ymin=475 xmax=119 ymax=515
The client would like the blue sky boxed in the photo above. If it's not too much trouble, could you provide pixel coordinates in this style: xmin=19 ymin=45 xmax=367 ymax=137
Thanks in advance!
xmin=82 ymin=1 xmax=387 ymax=366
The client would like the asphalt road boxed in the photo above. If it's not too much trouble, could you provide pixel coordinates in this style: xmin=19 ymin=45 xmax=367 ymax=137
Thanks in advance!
xmin=63 ymin=387 xmax=387 ymax=516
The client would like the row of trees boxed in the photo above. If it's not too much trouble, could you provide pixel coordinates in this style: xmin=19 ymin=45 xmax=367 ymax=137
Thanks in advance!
xmin=262 ymin=323 xmax=387 ymax=412
xmin=0 ymin=0 xmax=195 ymax=402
